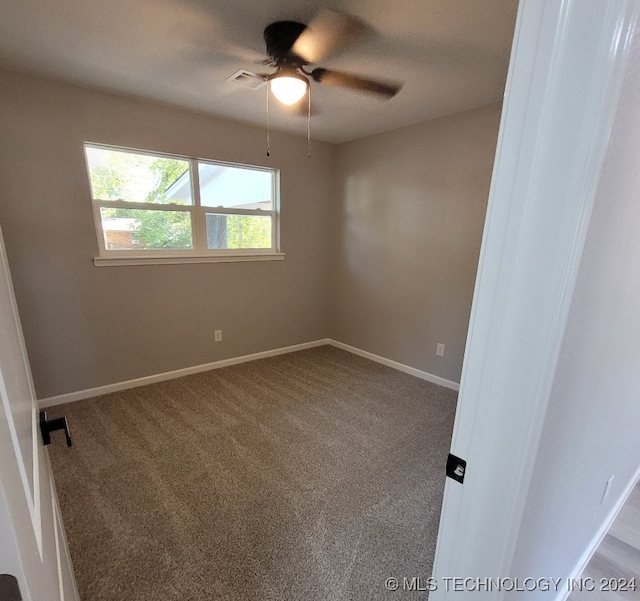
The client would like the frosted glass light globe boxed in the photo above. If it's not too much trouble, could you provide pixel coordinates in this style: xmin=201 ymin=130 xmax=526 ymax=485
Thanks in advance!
xmin=270 ymin=76 xmax=308 ymax=105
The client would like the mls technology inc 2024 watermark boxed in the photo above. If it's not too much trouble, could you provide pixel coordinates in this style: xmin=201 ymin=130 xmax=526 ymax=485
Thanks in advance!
xmin=383 ymin=576 xmax=637 ymax=593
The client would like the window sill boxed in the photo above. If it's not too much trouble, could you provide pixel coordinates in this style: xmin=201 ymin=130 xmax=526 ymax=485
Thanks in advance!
xmin=93 ymin=253 xmax=285 ymax=267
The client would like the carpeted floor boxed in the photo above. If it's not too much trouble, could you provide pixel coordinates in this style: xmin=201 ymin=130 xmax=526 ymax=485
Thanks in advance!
xmin=47 ymin=346 xmax=457 ymax=601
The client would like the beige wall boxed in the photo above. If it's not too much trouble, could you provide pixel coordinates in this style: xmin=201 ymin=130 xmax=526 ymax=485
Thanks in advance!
xmin=331 ymin=104 xmax=501 ymax=383
xmin=0 ymin=69 xmax=334 ymax=398
xmin=0 ymin=68 xmax=502 ymax=399
xmin=510 ymin=27 xmax=640 ymax=593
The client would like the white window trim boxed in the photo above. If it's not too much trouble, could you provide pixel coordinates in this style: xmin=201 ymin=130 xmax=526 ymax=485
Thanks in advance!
xmin=85 ymin=143 xmax=283 ymax=265
xmin=93 ymin=253 xmax=285 ymax=267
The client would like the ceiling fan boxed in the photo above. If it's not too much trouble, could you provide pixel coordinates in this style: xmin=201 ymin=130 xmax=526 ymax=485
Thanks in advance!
xmin=256 ymin=9 xmax=402 ymax=106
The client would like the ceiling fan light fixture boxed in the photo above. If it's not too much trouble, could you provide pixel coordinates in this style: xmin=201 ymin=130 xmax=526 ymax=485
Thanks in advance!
xmin=269 ymin=70 xmax=309 ymax=105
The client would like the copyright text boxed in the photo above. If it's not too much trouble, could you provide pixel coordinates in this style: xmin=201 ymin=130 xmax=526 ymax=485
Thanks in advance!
xmin=383 ymin=576 xmax=637 ymax=593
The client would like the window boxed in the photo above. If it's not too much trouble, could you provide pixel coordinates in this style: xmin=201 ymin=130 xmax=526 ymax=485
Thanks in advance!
xmin=84 ymin=144 xmax=281 ymax=265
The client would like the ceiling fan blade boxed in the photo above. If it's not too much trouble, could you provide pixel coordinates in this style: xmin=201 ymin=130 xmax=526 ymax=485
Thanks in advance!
xmin=292 ymin=9 xmax=366 ymax=64
xmin=224 ymin=43 xmax=270 ymax=64
xmin=311 ymin=68 xmax=402 ymax=99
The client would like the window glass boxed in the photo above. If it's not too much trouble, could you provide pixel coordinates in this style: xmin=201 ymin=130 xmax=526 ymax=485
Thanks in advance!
xmin=86 ymin=146 xmax=192 ymax=205
xmin=205 ymin=214 xmax=272 ymax=249
xmin=85 ymin=143 xmax=278 ymax=258
xmin=100 ymin=208 xmax=193 ymax=251
xmin=198 ymin=163 xmax=273 ymax=210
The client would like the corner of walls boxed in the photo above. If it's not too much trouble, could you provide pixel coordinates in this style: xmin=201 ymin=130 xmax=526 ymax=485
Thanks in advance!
xmin=329 ymin=103 xmax=502 ymax=384
xmin=0 ymin=63 xmax=500 ymax=400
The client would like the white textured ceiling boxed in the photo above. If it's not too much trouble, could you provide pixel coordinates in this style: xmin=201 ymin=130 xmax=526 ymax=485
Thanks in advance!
xmin=0 ymin=0 xmax=518 ymax=143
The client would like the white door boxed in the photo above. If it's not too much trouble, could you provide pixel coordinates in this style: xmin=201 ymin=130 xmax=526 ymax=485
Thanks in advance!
xmin=0 ymin=225 xmax=79 ymax=601
xmin=430 ymin=0 xmax=639 ymax=596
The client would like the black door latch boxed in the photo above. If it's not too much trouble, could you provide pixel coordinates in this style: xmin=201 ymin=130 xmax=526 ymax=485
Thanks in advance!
xmin=0 ymin=574 xmax=22 ymax=601
xmin=446 ymin=453 xmax=466 ymax=484
xmin=39 ymin=411 xmax=72 ymax=447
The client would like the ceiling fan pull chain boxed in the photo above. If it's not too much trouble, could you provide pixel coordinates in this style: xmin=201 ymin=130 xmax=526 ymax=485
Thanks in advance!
xmin=307 ymin=86 xmax=311 ymax=159
xmin=266 ymin=81 xmax=271 ymax=157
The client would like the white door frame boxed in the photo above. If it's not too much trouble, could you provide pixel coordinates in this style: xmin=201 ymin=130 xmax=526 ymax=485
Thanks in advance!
xmin=431 ymin=0 xmax=639 ymax=596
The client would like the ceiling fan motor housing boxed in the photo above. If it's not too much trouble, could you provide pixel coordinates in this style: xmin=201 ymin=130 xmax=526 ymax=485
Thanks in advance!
xmin=261 ymin=13 xmax=401 ymax=100
xmin=263 ymin=21 xmax=307 ymax=66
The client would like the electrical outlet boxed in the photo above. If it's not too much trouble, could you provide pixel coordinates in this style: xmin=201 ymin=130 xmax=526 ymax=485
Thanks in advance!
xmin=214 ymin=330 xmax=223 ymax=343
xmin=436 ymin=343 xmax=445 ymax=357
xmin=601 ymin=475 xmax=614 ymax=505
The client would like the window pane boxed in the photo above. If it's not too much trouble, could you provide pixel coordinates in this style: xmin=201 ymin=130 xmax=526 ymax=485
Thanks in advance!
xmin=206 ymin=214 xmax=272 ymax=250
xmin=198 ymin=163 xmax=273 ymax=210
xmin=86 ymin=145 xmax=192 ymax=205
xmin=100 ymin=208 xmax=193 ymax=251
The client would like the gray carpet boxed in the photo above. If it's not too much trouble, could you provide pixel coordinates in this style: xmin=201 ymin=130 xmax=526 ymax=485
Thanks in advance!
xmin=48 ymin=345 xmax=457 ymax=601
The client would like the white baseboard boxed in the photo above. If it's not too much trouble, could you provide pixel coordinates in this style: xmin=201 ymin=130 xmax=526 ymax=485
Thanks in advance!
xmin=38 ymin=338 xmax=460 ymax=408
xmin=327 ymin=340 xmax=460 ymax=391
xmin=38 ymin=339 xmax=331 ymax=408
xmin=556 ymin=464 xmax=640 ymax=601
